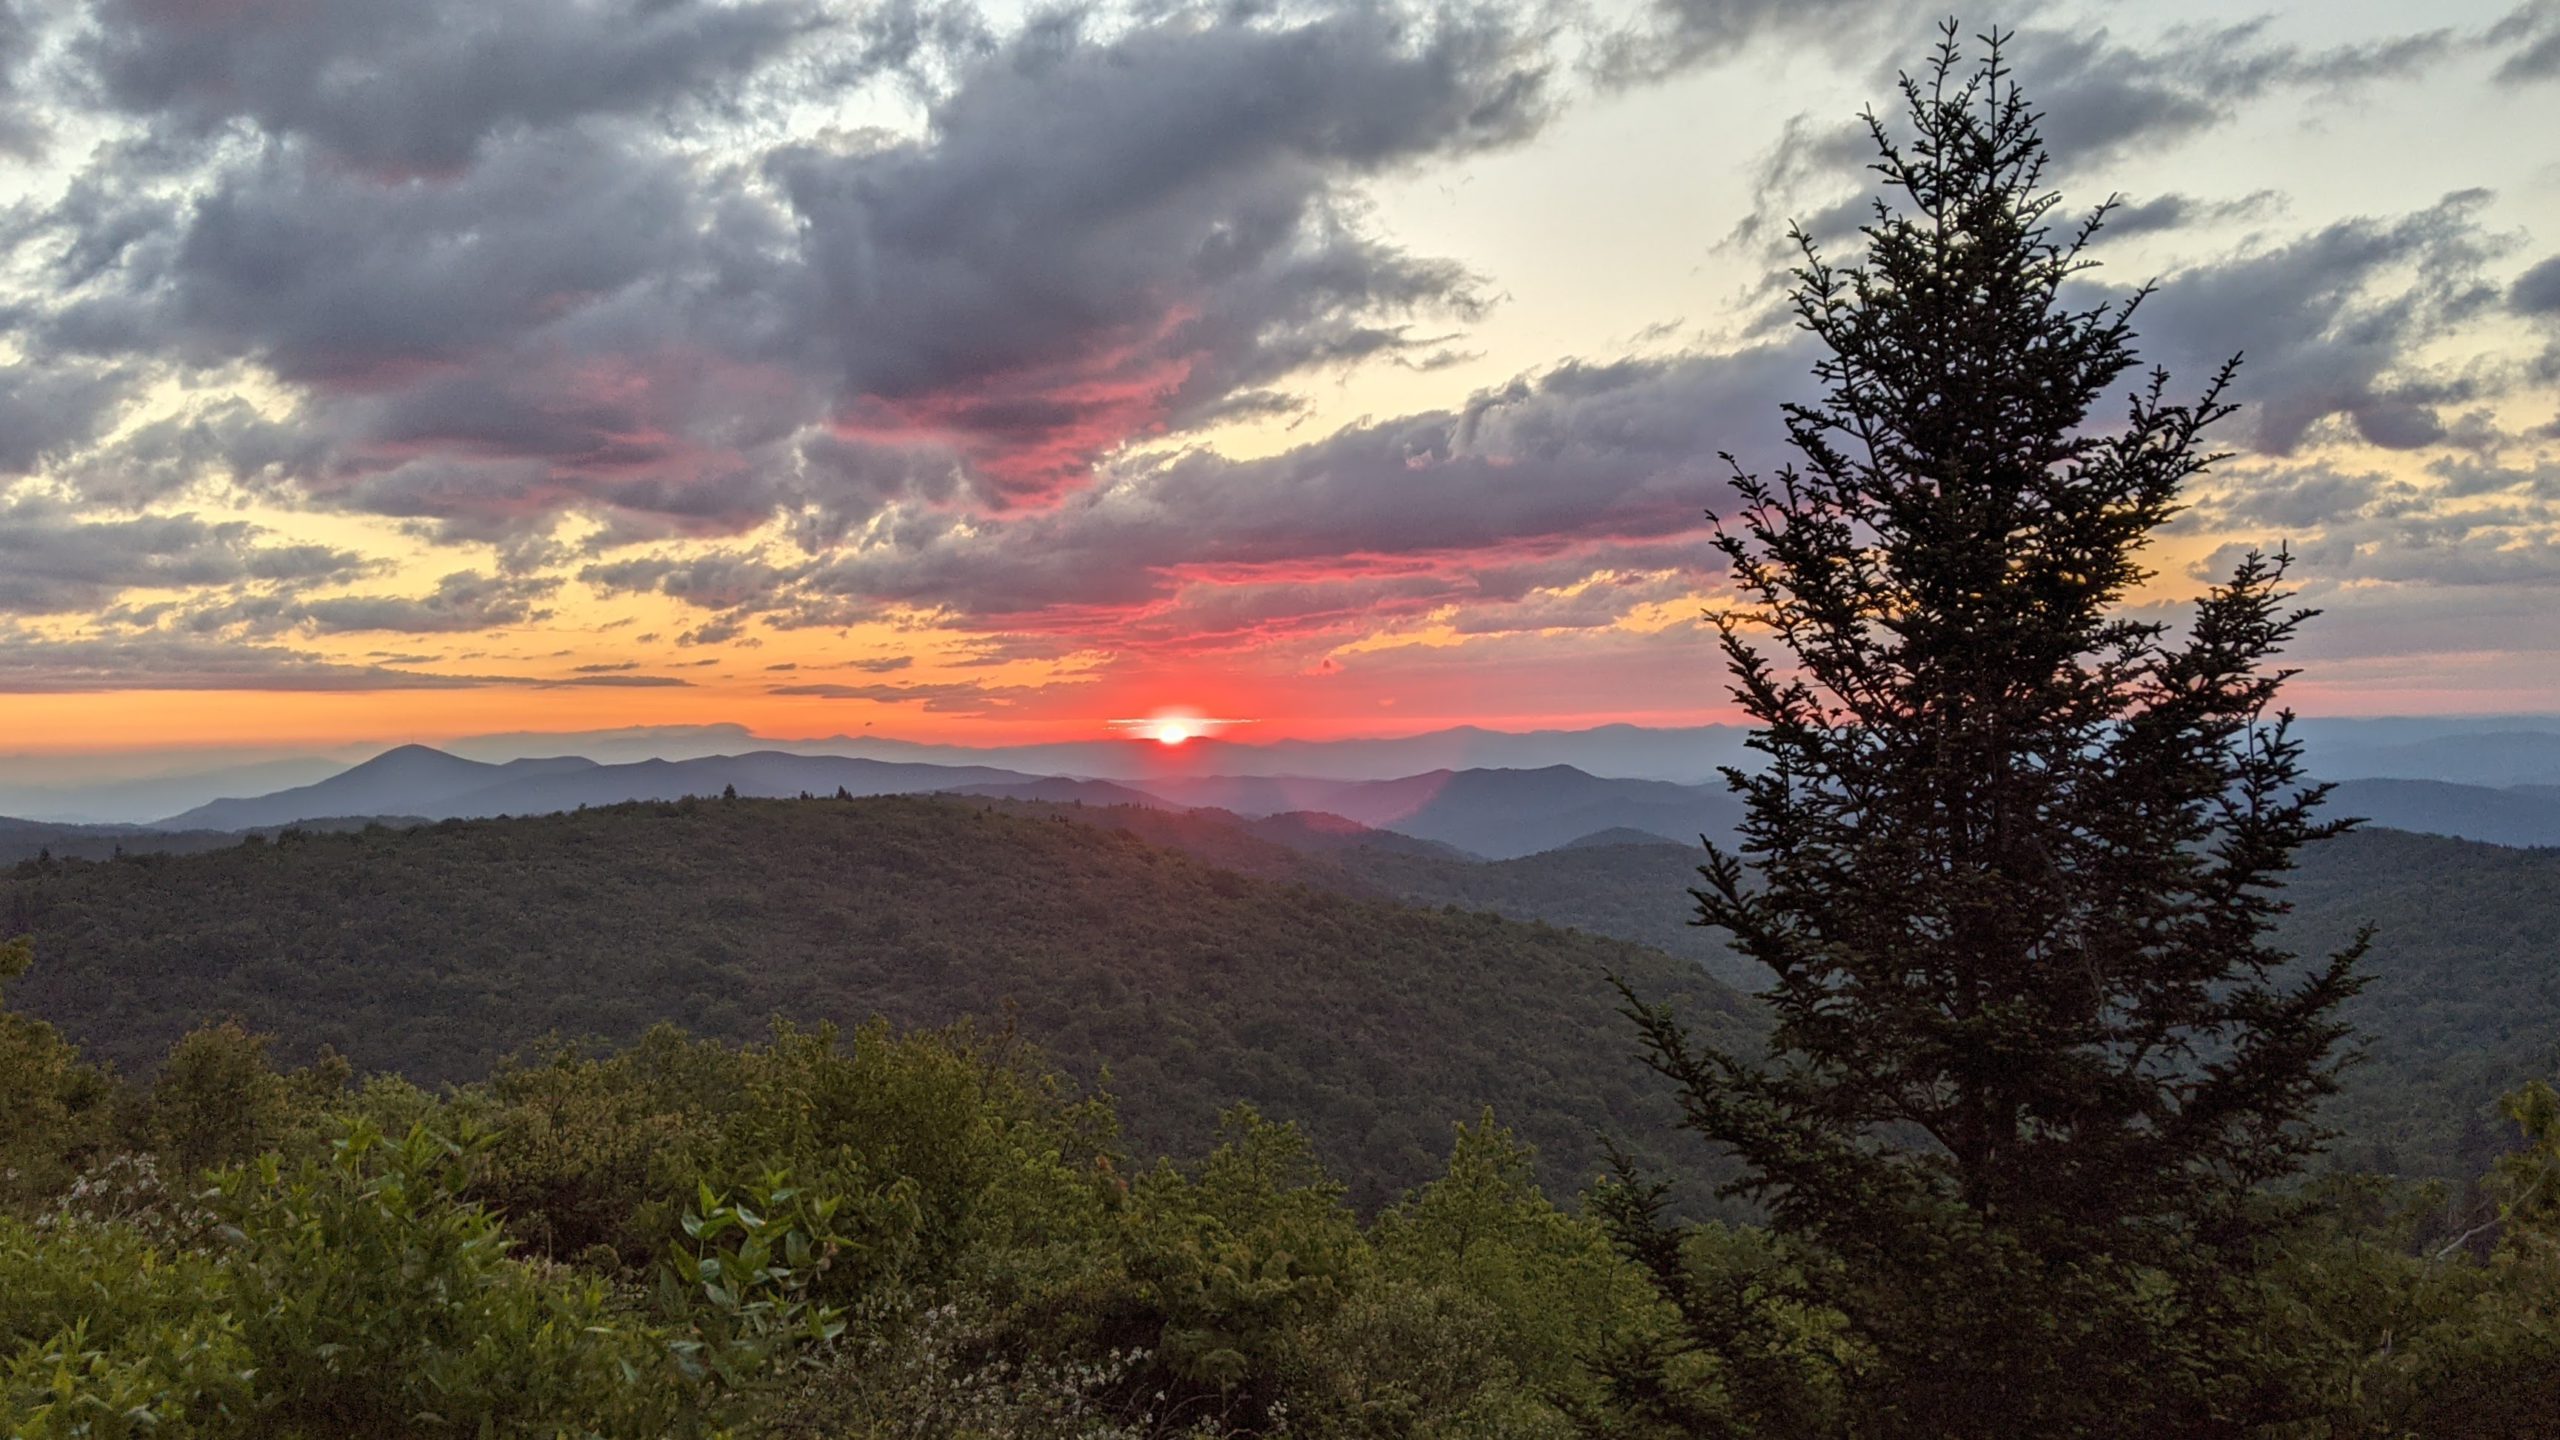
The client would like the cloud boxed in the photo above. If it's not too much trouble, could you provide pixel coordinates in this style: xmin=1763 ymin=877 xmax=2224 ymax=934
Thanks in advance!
xmin=2186 ymin=459 xmax=2560 ymax=592
xmin=1721 ymin=19 xmax=2456 ymax=263
xmin=0 ymin=627 xmax=496 ymax=692
xmin=10 ymin=0 xmax=1553 ymax=548
xmin=2490 ymin=1 xmax=2560 ymax=84
xmin=289 ymin=571 xmax=561 ymax=635
xmin=80 ymin=0 xmax=825 ymax=175
xmin=2513 ymin=255 xmax=2560 ymax=316
xmin=2122 ymin=193 xmax=2510 ymax=454
xmin=769 ymin=679 xmax=1038 ymax=713
xmin=0 ymin=494 xmax=368 ymax=615
xmin=0 ymin=0 xmax=51 ymax=158
xmin=790 ymin=345 xmax=1793 ymax=628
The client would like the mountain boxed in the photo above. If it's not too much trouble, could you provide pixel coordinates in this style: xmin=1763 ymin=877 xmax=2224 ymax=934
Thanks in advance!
xmin=164 ymin=746 xmax=601 ymax=829
xmin=971 ymin=801 xmax=2560 ymax=1186
xmin=1 ymin=794 xmax=1756 ymax=1210
xmin=161 ymin=747 xmax=1050 ymax=830
xmin=444 ymin=721 xmax=1764 ymax=786
xmin=946 ymin=777 xmax=1181 ymax=808
xmin=149 ymin=751 xmax=1741 ymax=861
xmin=2329 ymin=778 xmax=2560 ymax=849
xmin=1122 ymin=765 xmax=1743 ymax=859
xmin=2301 ymin=721 xmax=2560 ymax=789
xmin=0 ymin=754 xmax=357 ymax=825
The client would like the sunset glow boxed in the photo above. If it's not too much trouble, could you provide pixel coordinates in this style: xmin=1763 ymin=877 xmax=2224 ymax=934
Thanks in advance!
xmin=0 ymin=0 xmax=2550 ymax=761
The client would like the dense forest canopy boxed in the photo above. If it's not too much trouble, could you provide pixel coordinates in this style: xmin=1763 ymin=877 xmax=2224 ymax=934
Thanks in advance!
xmin=0 ymin=794 xmax=1754 ymax=1212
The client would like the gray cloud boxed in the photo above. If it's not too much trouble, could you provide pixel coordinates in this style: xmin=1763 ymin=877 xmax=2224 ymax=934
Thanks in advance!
xmin=11 ymin=1 xmax=1552 ymax=548
xmin=80 ymin=0 xmax=825 ymax=175
xmin=0 ymin=627 xmax=495 ymax=692
xmin=1725 ymin=20 xmax=2456 ymax=265
xmin=2513 ymin=255 xmax=2560 ymax=316
xmin=2491 ymin=1 xmax=2560 ymax=84
xmin=790 ymin=345 xmax=1795 ymax=622
xmin=290 ymin=571 xmax=561 ymax=635
xmin=0 ymin=494 xmax=367 ymax=615
xmin=0 ymin=0 xmax=51 ymax=158
xmin=769 ymin=679 xmax=1036 ymax=712
xmin=2123 ymin=193 xmax=2509 ymax=454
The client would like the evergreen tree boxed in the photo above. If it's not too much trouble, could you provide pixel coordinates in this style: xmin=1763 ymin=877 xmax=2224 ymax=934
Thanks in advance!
xmin=1615 ymin=27 xmax=2366 ymax=1435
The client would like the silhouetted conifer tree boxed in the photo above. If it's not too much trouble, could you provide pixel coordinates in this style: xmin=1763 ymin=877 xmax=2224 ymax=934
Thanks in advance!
xmin=1613 ymin=26 xmax=2366 ymax=1436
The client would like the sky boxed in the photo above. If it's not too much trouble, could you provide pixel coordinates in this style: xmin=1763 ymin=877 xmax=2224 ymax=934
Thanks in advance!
xmin=0 ymin=0 xmax=2556 ymax=757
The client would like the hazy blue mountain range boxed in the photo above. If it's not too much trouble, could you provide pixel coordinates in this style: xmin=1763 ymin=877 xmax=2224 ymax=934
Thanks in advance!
xmin=139 ymin=747 xmax=1746 ymax=860
xmin=2296 ymin=721 xmax=2560 ymax=788
xmin=2328 ymin=778 xmax=2560 ymax=849
xmin=9 ymin=715 xmax=2560 ymax=825
xmin=160 ymin=746 xmax=1050 ymax=832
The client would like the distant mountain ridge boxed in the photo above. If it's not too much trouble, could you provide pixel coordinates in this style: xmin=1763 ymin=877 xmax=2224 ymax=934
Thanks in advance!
xmin=162 ymin=746 xmax=1050 ymax=831
xmin=152 ymin=747 xmax=1747 ymax=861
xmin=2329 ymin=778 xmax=2560 ymax=849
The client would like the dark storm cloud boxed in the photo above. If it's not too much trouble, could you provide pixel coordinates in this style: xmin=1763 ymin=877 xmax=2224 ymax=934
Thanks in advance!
xmin=79 ymin=0 xmax=825 ymax=174
xmin=0 ymin=495 xmax=368 ymax=615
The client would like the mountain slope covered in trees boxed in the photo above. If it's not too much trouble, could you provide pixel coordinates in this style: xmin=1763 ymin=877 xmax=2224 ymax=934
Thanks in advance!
xmin=976 ymin=801 xmax=2560 ymax=1187
xmin=0 ymin=795 xmax=1755 ymax=1209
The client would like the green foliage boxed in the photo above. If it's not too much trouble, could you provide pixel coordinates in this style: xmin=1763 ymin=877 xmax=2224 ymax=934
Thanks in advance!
xmin=0 ymin=938 xmax=116 ymax=1210
xmin=1 ymin=793 xmax=1748 ymax=1209
xmin=145 ymin=1020 xmax=350 ymax=1176
xmin=0 ymin=1216 xmax=251 ymax=1435
xmin=7 ymin=915 xmax=2560 ymax=1436
xmin=207 ymin=1119 xmax=692 ymax=1437
xmin=661 ymin=1173 xmax=851 ymax=1389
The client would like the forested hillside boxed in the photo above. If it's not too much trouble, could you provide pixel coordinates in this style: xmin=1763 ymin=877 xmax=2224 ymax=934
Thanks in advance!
xmin=979 ymin=800 xmax=2560 ymax=1187
xmin=0 ymin=795 xmax=1755 ymax=1209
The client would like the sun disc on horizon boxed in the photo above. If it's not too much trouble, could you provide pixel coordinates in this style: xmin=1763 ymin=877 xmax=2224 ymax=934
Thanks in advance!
xmin=1110 ymin=712 xmax=1250 ymax=745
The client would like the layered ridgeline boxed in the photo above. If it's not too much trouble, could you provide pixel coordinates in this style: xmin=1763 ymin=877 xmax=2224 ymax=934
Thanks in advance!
xmin=0 ymin=795 xmax=1756 ymax=1210
xmin=7 ymin=787 xmax=2550 ymax=1199
xmin=973 ymin=802 xmax=2560 ymax=1187
xmin=10 ymin=739 xmax=2559 ymax=863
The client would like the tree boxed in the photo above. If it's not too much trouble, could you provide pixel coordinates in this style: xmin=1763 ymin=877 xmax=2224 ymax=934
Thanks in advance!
xmin=0 ymin=937 xmax=116 ymax=1208
xmin=1614 ymin=27 xmax=2365 ymax=1436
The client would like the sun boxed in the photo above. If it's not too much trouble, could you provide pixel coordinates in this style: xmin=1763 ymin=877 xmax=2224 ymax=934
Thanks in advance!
xmin=1109 ymin=710 xmax=1250 ymax=746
